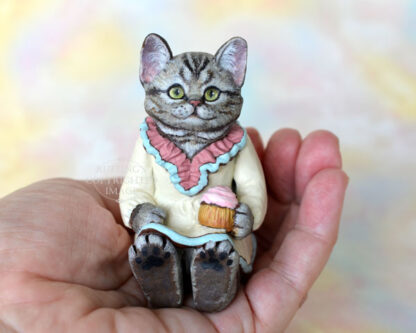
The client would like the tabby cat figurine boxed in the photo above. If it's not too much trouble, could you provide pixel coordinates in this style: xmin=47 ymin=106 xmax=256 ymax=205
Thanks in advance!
xmin=119 ymin=33 xmax=267 ymax=312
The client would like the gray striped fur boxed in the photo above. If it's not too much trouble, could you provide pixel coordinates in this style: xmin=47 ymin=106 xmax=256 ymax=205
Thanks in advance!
xmin=140 ymin=34 xmax=247 ymax=159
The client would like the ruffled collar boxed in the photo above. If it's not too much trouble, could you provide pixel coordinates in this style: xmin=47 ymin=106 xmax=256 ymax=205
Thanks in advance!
xmin=140 ymin=117 xmax=247 ymax=196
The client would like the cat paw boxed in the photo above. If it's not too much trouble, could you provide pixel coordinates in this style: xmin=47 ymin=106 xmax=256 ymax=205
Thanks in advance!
xmin=128 ymin=233 xmax=183 ymax=308
xmin=197 ymin=240 xmax=237 ymax=272
xmin=231 ymin=203 xmax=254 ymax=239
xmin=132 ymin=234 xmax=172 ymax=270
xmin=191 ymin=240 xmax=239 ymax=312
xmin=129 ymin=203 xmax=166 ymax=232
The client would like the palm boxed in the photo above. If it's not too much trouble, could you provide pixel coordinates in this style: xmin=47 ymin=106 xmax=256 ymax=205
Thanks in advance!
xmin=0 ymin=129 xmax=347 ymax=333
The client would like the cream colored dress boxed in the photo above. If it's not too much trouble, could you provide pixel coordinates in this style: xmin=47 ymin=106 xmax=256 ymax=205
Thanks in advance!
xmin=119 ymin=118 xmax=267 ymax=272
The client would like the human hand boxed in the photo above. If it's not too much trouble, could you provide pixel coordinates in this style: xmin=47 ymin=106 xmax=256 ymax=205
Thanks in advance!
xmin=232 ymin=203 xmax=254 ymax=239
xmin=0 ymin=128 xmax=348 ymax=332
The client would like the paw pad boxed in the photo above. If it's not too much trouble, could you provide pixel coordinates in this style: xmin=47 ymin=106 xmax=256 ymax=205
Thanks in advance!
xmin=134 ymin=243 xmax=171 ymax=271
xmin=198 ymin=243 xmax=235 ymax=272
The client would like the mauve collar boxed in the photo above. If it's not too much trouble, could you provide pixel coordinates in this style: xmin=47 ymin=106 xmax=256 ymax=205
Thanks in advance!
xmin=140 ymin=117 xmax=247 ymax=196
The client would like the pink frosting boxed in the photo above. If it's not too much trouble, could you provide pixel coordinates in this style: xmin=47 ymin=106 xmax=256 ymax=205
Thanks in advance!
xmin=201 ymin=186 xmax=238 ymax=209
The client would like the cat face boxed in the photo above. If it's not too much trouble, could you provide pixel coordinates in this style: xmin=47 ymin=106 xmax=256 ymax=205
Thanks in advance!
xmin=139 ymin=34 xmax=247 ymax=132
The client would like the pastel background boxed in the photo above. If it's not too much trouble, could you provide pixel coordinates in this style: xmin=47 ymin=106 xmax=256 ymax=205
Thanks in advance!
xmin=1 ymin=0 xmax=415 ymax=331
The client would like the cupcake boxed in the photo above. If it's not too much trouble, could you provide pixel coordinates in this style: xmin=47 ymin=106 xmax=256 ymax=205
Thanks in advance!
xmin=198 ymin=186 xmax=238 ymax=231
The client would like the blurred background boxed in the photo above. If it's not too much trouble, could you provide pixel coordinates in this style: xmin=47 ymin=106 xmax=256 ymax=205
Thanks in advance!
xmin=1 ymin=0 xmax=415 ymax=331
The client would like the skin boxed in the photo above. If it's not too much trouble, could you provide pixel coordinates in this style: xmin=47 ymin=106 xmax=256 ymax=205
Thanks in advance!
xmin=0 ymin=128 xmax=348 ymax=333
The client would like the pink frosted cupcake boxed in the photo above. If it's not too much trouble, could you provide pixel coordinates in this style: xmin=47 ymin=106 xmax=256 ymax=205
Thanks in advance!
xmin=198 ymin=186 xmax=238 ymax=231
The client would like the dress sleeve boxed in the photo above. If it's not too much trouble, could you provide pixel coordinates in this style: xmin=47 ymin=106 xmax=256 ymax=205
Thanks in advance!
xmin=233 ymin=136 xmax=267 ymax=230
xmin=119 ymin=135 xmax=156 ymax=228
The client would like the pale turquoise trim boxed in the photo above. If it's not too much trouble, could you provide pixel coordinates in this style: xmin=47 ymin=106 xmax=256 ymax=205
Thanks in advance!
xmin=140 ymin=120 xmax=247 ymax=196
xmin=139 ymin=223 xmax=254 ymax=273
xmin=140 ymin=223 xmax=234 ymax=247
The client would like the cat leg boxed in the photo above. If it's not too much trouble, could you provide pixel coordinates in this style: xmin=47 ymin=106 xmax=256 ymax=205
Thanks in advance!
xmin=190 ymin=240 xmax=239 ymax=312
xmin=128 ymin=233 xmax=183 ymax=308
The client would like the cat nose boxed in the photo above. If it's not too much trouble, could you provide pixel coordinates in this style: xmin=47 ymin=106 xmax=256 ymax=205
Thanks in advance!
xmin=189 ymin=99 xmax=201 ymax=107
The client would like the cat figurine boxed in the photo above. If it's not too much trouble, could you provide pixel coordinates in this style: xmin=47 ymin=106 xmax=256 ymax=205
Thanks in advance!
xmin=119 ymin=33 xmax=267 ymax=312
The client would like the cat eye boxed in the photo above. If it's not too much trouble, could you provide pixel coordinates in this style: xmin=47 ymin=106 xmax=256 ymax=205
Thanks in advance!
xmin=168 ymin=85 xmax=185 ymax=99
xmin=204 ymin=87 xmax=220 ymax=102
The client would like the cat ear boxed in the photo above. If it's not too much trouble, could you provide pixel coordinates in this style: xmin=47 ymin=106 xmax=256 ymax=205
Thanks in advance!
xmin=140 ymin=33 xmax=172 ymax=84
xmin=215 ymin=37 xmax=247 ymax=87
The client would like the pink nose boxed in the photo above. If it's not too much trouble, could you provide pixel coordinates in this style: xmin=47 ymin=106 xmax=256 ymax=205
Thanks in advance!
xmin=189 ymin=100 xmax=201 ymax=107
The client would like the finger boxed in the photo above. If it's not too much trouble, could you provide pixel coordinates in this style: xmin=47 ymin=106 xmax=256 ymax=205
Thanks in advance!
xmin=264 ymin=128 xmax=302 ymax=204
xmin=245 ymin=168 xmax=348 ymax=332
xmin=255 ymin=129 xmax=302 ymax=249
xmin=246 ymin=127 xmax=264 ymax=159
xmin=265 ymin=130 xmax=342 ymax=255
xmin=82 ymin=179 xmax=124 ymax=224
xmin=295 ymin=130 xmax=341 ymax=203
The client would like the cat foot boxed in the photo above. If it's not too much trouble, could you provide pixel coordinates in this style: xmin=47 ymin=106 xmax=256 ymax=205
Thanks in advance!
xmin=190 ymin=240 xmax=239 ymax=312
xmin=128 ymin=233 xmax=183 ymax=308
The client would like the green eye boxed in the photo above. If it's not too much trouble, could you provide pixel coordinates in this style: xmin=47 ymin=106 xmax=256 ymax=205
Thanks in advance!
xmin=204 ymin=87 xmax=220 ymax=102
xmin=168 ymin=85 xmax=185 ymax=99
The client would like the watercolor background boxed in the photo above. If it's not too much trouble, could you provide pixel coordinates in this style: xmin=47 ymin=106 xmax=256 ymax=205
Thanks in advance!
xmin=1 ymin=0 xmax=415 ymax=331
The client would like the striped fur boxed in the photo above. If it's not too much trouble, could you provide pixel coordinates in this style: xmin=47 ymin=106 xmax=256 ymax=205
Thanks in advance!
xmin=141 ymin=36 xmax=246 ymax=159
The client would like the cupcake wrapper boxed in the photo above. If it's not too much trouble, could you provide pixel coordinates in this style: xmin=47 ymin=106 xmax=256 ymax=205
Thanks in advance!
xmin=198 ymin=204 xmax=235 ymax=231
